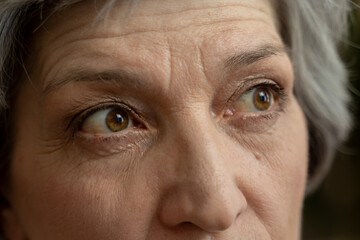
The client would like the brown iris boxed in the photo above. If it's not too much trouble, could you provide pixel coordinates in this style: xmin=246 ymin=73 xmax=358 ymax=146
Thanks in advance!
xmin=253 ymin=88 xmax=272 ymax=111
xmin=105 ymin=108 xmax=129 ymax=132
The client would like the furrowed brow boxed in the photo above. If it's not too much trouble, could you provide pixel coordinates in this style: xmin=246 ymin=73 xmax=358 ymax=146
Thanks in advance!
xmin=41 ymin=69 xmax=147 ymax=96
xmin=224 ymin=44 xmax=287 ymax=70
xmin=41 ymin=44 xmax=287 ymax=96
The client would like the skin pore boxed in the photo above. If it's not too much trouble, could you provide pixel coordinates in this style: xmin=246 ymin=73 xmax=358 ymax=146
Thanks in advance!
xmin=2 ymin=0 xmax=308 ymax=239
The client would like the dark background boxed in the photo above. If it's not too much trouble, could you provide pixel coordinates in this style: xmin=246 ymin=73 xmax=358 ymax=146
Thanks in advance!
xmin=302 ymin=4 xmax=360 ymax=240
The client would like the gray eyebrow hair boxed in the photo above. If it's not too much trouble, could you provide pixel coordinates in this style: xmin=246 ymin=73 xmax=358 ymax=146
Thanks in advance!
xmin=41 ymin=69 xmax=148 ymax=96
xmin=224 ymin=44 xmax=288 ymax=70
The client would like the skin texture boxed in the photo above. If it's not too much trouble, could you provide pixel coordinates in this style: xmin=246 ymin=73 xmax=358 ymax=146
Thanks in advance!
xmin=2 ymin=0 xmax=308 ymax=239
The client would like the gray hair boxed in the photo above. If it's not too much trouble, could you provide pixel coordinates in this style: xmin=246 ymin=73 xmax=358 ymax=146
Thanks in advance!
xmin=0 ymin=0 xmax=353 ymax=230
xmin=280 ymin=0 xmax=352 ymax=192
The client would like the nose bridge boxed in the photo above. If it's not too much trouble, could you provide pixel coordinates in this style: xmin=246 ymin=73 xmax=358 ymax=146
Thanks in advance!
xmin=159 ymin=109 xmax=246 ymax=232
xmin=177 ymin=113 xmax=230 ymax=194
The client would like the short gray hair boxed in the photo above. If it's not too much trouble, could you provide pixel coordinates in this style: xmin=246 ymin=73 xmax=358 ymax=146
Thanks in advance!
xmin=0 ymin=0 xmax=352 ymax=217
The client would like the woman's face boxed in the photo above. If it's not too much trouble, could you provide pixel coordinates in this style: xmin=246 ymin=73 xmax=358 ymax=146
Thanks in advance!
xmin=3 ymin=0 xmax=308 ymax=239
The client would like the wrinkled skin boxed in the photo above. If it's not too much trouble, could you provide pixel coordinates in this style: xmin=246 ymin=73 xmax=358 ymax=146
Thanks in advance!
xmin=2 ymin=0 xmax=308 ymax=239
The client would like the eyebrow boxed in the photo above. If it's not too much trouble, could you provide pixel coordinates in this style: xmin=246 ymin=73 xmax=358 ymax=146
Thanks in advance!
xmin=224 ymin=44 xmax=287 ymax=70
xmin=42 ymin=44 xmax=287 ymax=96
xmin=41 ymin=69 xmax=148 ymax=96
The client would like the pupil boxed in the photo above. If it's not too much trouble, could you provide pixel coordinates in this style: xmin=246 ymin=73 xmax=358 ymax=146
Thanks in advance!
xmin=258 ymin=91 xmax=268 ymax=102
xmin=114 ymin=113 xmax=124 ymax=123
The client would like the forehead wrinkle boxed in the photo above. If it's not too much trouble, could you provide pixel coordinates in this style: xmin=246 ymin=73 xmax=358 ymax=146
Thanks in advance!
xmin=36 ymin=34 xmax=171 ymax=96
xmin=37 ymin=16 xmax=276 ymax=85
xmin=40 ymin=21 xmax=91 ymax=51
xmin=43 ymin=2 xmax=275 ymax=49
xmin=130 ymin=2 xmax=272 ymax=18
xmin=37 ymin=45 xmax=81 ymax=92
xmin=33 ymin=0 xmax=281 ymax=102
xmin=47 ymin=17 xmax=275 ymax=55
xmin=107 ymin=10 xmax=273 ymax=35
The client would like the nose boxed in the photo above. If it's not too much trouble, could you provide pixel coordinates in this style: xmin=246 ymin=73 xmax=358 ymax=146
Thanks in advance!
xmin=158 ymin=113 xmax=247 ymax=232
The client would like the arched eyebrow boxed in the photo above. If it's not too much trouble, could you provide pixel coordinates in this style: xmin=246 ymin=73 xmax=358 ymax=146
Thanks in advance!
xmin=224 ymin=44 xmax=288 ymax=71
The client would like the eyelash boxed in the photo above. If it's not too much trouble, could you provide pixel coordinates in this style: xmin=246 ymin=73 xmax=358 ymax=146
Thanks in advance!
xmin=68 ymin=102 xmax=142 ymax=136
xmin=67 ymin=81 xmax=287 ymax=141
xmin=225 ymin=81 xmax=288 ymax=122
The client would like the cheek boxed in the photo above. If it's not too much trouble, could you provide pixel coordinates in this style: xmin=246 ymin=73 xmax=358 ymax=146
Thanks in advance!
xmin=260 ymin=99 xmax=308 ymax=237
xmin=9 ymin=150 xmax=158 ymax=240
xmin=231 ymin=98 xmax=307 ymax=238
xmin=9 ymin=82 xmax=159 ymax=239
xmin=273 ymin=100 xmax=308 ymax=199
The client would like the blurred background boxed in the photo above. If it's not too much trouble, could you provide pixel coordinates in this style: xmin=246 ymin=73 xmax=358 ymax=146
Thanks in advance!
xmin=302 ymin=2 xmax=360 ymax=240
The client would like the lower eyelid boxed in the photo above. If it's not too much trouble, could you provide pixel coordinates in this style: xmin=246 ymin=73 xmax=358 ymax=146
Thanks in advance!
xmin=223 ymin=86 xmax=285 ymax=131
xmin=224 ymin=111 xmax=282 ymax=133
xmin=73 ymin=129 xmax=153 ymax=157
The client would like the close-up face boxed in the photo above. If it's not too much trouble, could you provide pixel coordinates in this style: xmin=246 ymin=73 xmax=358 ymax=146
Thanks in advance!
xmin=3 ymin=0 xmax=308 ymax=239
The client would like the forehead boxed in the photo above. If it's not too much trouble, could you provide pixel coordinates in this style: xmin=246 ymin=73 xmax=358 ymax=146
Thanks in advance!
xmin=44 ymin=0 xmax=277 ymax=31
xmin=30 ymin=0 xmax=281 ymax=93
xmin=34 ymin=0 xmax=278 ymax=51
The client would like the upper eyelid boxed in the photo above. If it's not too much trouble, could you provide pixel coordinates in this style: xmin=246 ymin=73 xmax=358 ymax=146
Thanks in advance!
xmin=226 ymin=78 xmax=281 ymax=104
xmin=223 ymin=80 xmax=288 ymax=116
xmin=66 ymin=79 xmax=287 ymax=132
xmin=223 ymin=54 xmax=292 ymax=94
xmin=242 ymin=82 xmax=282 ymax=94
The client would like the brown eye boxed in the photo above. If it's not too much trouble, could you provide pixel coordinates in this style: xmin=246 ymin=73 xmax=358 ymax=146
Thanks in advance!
xmin=81 ymin=107 xmax=131 ymax=133
xmin=253 ymin=88 xmax=272 ymax=111
xmin=106 ymin=108 xmax=129 ymax=132
xmin=235 ymin=86 xmax=275 ymax=112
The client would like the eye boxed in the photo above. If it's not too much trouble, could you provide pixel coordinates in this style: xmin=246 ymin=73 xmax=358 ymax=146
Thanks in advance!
xmin=235 ymin=86 xmax=275 ymax=112
xmin=80 ymin=107 xmax=131 ymax=133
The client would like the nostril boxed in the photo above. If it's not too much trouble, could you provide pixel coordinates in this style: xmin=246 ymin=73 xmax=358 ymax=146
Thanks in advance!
xmin=174 ymin=220 xmax=233 ymax=233
xmin=159 ymin=181 xmax=246 ymax=232
xmin=180 ymin=221 xmax=192 ymax=226
xmin=177 ymin=221 xmax=194 ymax=229
xmin=169 ymin=221 xmax=200 ymax=233
xmin=183 ymin=206 xmax=236 ymax=232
